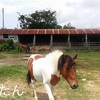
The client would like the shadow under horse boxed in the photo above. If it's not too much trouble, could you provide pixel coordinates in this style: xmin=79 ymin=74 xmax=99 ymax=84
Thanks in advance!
xmin=18 ymin=44 xmax=30 ymax=53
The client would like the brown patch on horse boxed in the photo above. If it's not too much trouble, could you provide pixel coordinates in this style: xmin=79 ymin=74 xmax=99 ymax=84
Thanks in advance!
xmin=34 ymin=55 xmax=45 ymax=60
xmin=50 ymin=75 xmax=60 ymax=86
xmin=28 ymin=58 xmax=35 ymax=81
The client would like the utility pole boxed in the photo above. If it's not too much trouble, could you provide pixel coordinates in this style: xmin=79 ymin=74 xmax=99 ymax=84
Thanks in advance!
xmin=2 ymin=8 xmax=4 ymax=29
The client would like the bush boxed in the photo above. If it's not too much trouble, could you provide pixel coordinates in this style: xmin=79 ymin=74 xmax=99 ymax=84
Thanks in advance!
xmin=0 ymin=39 xmax=15 ymax=51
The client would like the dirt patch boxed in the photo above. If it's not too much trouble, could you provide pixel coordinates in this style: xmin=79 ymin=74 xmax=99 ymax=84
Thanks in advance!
xmin=84 ymin=80 xmax=100 ymax=100
xmin=0 ymin=80 xmax=59 ymax=100
xmin=0 ymin=53 xmax=29 ymax=66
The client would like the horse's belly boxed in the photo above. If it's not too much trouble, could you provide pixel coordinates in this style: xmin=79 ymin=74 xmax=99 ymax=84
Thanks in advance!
xmin=32 ymin=58 xmax=54 ymax=83
xmin=33 ymin=71 xmax=43 ymax=81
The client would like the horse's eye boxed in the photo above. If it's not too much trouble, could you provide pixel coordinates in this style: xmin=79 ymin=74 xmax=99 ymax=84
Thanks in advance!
xmin=72 ymin=66 xmax=74 ymax=68
xmin=72 ymin=62 xmax=76 ymax=66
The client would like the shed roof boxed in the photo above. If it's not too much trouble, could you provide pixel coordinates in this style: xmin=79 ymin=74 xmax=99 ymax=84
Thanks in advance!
xmin=0 ymin=28 xmax=100 ymax=35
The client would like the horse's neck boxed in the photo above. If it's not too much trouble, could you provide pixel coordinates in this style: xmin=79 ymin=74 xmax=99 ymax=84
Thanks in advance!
xmin=46 ymin=51 xmax=63 ymax=73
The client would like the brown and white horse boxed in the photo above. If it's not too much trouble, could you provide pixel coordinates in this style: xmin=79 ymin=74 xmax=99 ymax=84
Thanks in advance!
xmin=18 ymin=44 xmax=30 ymax=53
xmin=27 ymin=50 xmax=78 ymax=100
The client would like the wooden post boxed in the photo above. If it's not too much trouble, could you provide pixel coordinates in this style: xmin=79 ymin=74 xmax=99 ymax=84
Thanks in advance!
xmin=50 ymin=34 xmax=53 ymax=50
xmin=33 ymin=34 xmax=36 ymax=47
xmin=68 ymin=34 xmax=71 ymax=49
xmin=85 ymin=34 xmax=88 ymax=48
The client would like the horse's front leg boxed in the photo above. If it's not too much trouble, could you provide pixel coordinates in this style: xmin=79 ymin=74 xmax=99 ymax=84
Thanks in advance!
xmin=31 ymin=80 xmax=38 ymax=100
xmin=44 ymin=84 xmax=55 ymax=100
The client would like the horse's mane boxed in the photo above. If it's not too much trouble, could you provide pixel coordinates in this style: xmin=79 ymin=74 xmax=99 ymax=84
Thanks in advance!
xmin=58 ymin=54 xmax=75 ymax=70
xmin=45 ymin=50 xmax=75 ymax=71
xmin=46 ymin=50 xmax=63 ymax=70
xmin=64 ymin=55 xmax=75 ymax=69
xmin=46 ymin=50 xmax=63 ymax=59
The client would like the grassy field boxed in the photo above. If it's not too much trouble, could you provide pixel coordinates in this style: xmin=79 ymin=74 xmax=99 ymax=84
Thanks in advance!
xmin=0 ymin=50 xmax=100 ymax=100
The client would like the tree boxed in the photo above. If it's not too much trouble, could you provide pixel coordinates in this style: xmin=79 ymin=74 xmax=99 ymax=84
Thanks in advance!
xmin=55 ymin=25 xmax=62 ymax=29
xmin=18 ymin=10 xmax=58 ymax=29
xmin=63 ymin=23 xmax=76 ymax=29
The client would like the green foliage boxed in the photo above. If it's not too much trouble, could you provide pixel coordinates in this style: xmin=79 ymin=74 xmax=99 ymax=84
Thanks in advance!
xmin=18 ymin=10 xmax=58 ymax=29
xmin=0 ymin=39 xmax=15 ymax=51
xmin=18 ymin=10 xmax=76 ymax=29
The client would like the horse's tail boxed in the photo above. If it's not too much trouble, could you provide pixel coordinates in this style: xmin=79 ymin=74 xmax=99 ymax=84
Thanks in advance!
xmin=27 ymin=71 xmax=31 ymax=85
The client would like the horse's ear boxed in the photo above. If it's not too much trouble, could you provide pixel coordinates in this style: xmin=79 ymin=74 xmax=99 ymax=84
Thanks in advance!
xmin=58 ymin=54 xmax=65 ymax=70
xmin=73 ymin=55 xmax=77 ymax=60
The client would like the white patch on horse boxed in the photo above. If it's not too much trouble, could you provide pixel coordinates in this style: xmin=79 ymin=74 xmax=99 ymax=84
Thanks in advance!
xmin=46 ymin=50 xmax=63 ymax=76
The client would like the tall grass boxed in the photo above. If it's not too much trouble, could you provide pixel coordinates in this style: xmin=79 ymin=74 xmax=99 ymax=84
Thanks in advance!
xmin=0 ymin=65 xmax=27 ymax=82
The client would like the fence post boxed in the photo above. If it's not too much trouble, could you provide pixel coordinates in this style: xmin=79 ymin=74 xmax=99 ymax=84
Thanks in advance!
xmin=50 ymin=34 xmax=53 ymax=50
xmin=85 ymin=34 xmax=89 ymax=49
xmin=33 ymin=34 xmax=36 ymax=47
xmin=68 ymin=34 xmax=71 ymax=49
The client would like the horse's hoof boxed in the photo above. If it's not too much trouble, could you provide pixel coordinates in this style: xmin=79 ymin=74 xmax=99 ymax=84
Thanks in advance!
xmin=34 ymin=97 xmax=39 ymax=100
xmin=50 ymin=97 xmax=55 ymax=100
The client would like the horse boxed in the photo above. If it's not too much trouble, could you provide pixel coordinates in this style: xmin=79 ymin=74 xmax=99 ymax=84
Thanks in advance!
xmin=18 ymin=44 xmax=30 ymax=53
xmin=27 ymin=50 xmax=78 ymax=100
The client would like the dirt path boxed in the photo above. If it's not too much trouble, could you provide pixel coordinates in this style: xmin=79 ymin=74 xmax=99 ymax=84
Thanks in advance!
xmin=0 ymin=53 xmax=30 ymax=66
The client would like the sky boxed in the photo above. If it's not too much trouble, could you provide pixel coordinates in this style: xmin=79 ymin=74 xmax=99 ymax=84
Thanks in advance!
xmin=0 ymin=0 xmax=100 ymax=29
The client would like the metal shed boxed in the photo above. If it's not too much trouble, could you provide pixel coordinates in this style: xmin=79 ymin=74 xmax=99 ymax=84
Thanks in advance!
xmin=0 ymin=29 xmax=100 ymax=50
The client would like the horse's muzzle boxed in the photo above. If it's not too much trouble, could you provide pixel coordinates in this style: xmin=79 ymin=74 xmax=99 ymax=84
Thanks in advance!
xmin=70 ymin=84 xmax=78 ymax=89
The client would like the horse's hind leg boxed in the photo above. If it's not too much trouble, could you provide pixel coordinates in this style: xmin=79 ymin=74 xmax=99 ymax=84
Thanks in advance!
xmin=19 ymin=48 xmax=21 ymax=52
xmin=26 ymin=49 xmax=27 ymax=53
xmin=31 ymin=80 xmax=38 ymax=100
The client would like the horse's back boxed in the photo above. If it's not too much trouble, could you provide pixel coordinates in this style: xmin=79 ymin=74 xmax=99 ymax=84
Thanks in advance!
xmin=29 ymin=54 xmax=43 ymax=60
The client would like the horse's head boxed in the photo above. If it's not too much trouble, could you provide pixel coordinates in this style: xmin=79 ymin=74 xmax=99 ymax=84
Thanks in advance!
xmin=58 ymin=54 xmax=78 ymax=89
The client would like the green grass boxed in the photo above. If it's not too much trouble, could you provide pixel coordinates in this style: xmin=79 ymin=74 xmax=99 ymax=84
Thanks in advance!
xmin=0 ymin=65 xmax=27 ymax=82
xmin=0 ymin=54 xmax=6 ymax=59
xmin=0 ymin=65 xmax=28 ymax=100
